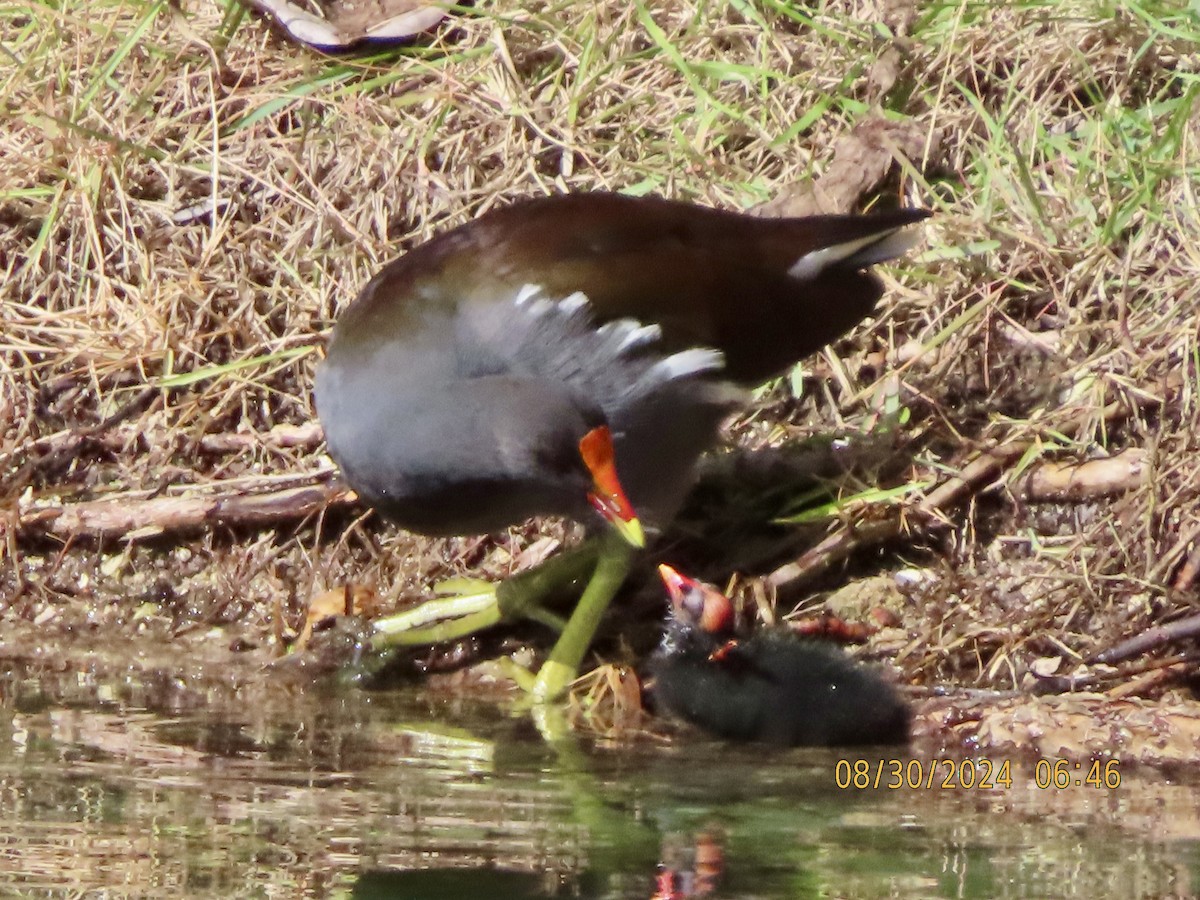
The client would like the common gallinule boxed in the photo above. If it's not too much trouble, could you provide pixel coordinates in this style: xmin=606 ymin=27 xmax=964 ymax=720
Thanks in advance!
xmin=652 ymin=564 xmax=911 ymax=745
xmin=315 ymin=192 xmax=927 ymax=700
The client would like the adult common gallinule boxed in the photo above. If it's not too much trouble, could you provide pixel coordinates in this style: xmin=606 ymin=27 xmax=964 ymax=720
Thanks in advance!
xmin=315 ymin=192 xmax=927 ymax=700
xmin=652 ymin=565 xmax=911 ymax=745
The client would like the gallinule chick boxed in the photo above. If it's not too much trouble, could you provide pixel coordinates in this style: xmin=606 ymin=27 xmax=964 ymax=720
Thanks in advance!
xmin=652 ymin=565 xmax=911 ymax=745
xmin=315 ymin=192 xmax=928 ymax=700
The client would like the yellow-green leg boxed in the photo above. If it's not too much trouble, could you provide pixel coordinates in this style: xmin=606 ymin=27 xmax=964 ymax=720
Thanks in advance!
xmin=372 ymin=538 xmax=604 ymax=646
xmin=371 ymin=533 xmax=635 ymax=703
xmin=532 ymin=536 xmax=635 ymax=702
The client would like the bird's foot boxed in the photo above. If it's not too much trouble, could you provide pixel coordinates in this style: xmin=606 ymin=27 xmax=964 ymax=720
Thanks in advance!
xmin=530 ymin=660 xmax=580 ymax=703
xmin=370 ymin=542 xmax=602 ymax=649
xmin=493 ymin=660 xmax=580 ymax=742
xmin=370 ymin=535 xmax=633 ymax=704
xmin=530 ymin=537 xmax=635 ymax=702
xmin=371 ymin=577 xmax=504 ymax=645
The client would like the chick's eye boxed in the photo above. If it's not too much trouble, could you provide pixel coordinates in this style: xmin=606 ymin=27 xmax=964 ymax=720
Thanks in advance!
xmin=680 ymin=586 xmax=706 ymax=624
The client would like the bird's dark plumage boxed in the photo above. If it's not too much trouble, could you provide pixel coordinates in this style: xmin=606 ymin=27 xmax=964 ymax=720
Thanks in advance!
xmin=652 ymin=565 xmax=911 ymax=746
xmin=316 ymin=192 xmax=928 ymax=539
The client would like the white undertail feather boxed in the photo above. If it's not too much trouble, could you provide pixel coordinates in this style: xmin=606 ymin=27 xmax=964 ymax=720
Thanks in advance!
xmin=787 ymin=224 xmax=923 ymax=281
xmin=526 ymin=297 xmax=554 ymax=317
xmin=618 ymin=323 xmax=663 ymax=352
xmin=513 ymin=283 xmax=542 ymax=309
xmin=650 ymin=347 xmax=725 ymax=382
xmin=844 ymin=227 xmax=924 ymax=269
xmin=514 ymin=283 xmax=543 ymax=305
xmin=505 ymin=286 xmax=732 ymax=405
xmin=559 ymin=291 xmax=589 ymax=313
xmin=516 ymin=286 xmax=594 ymax=321
xmin=598 ymin=318 xmax=664 ymax=353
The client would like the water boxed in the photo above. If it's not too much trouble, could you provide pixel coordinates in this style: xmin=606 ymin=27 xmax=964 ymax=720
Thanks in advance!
xmin=1 ymin=661 xmax=1197 ymax=898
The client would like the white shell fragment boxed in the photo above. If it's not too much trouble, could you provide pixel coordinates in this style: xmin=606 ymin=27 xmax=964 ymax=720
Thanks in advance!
xmin=244 ymin=0 xmax=449 ymax=52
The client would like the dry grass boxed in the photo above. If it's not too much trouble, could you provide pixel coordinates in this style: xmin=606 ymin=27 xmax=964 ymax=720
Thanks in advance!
xmin=2 ymin=0 xmax=1200 ymax=724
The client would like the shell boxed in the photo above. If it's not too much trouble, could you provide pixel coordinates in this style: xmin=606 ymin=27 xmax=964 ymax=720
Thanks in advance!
xmin=244 ymin=0 xmax=448 ymax=51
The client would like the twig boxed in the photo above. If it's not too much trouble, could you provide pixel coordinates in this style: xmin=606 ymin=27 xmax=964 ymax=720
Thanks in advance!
xmin=1030 ymin=652 xmax=1193 ymax=695
xmin=1106 ymin=659 xmax=1189 ymax=699
xmin=1146 ymin=519 xmax=1200 ymax=587
xmin=766 ymin=517 xmax=903 ymax=591
xmin=1090 ymin=613 xmax=1200 ymax=665
xmin=917 ymin=443 xmax=1028 ymax=521
xmin=2 ymin=387 xmax=158 ymax=485
xmin=767 ymin=443 xmax=1027 ymax=591
xmin=767 ymin=397 xmax=1145 ymax=593
xmin=197 ymin=422 xmax=324 ymax=453
xmin=13 ymin=476 xmax=354 ymax=540
xmin=1018 ymin=448 xmax=1149 ymax=502
xmin=1175 ymin=544 xmax=1200 ymax=592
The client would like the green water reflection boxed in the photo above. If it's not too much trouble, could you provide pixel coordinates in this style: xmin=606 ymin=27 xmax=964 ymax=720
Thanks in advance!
xmin=1 ymin=664 xmax=1197 ymax=898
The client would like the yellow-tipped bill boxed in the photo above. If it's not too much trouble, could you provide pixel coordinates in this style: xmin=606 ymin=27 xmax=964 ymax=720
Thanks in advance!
xmin=579 ymin=425 xmax=645 ymax=548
